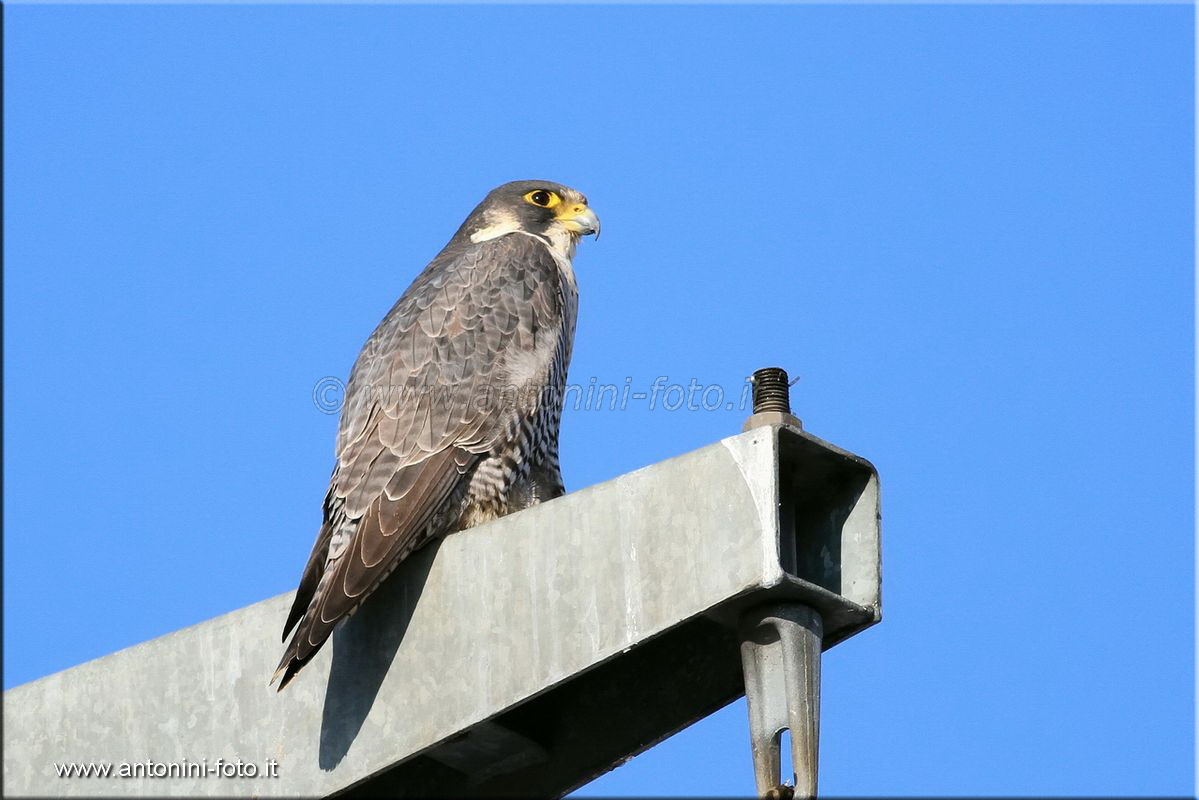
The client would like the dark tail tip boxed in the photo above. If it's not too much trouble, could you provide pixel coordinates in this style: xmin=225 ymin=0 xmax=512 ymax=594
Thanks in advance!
xmin=271 ymin=650 xmax=303 ymax=691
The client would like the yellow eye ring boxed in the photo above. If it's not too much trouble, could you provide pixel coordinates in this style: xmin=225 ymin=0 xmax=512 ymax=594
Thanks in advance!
xmin=524 ymin=190 xmax=561 ymax=209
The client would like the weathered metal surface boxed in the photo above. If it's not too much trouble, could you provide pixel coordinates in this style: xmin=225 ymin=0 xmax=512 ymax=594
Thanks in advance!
xmin=2 ymin=424 xmax=881 ymax=798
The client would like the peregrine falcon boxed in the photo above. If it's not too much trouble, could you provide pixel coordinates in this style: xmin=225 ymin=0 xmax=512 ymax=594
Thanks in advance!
xmin=273 ymin=181 xmax=599 ymax=689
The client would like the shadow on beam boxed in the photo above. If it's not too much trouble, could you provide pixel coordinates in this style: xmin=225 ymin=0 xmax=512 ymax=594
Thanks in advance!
xmin=320 ymin=540 xmax=444 ymax=770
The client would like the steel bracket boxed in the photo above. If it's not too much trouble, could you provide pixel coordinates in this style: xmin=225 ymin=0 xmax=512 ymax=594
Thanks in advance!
xmin=740 ymin=603 xmax=824 ymax=799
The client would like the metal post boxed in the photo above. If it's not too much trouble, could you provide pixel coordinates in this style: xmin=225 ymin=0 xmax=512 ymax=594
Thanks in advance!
xmin=741 ymin=367 xmax=822 ymax=799
xmin=740 ymin=604 xmax=822 ymax=799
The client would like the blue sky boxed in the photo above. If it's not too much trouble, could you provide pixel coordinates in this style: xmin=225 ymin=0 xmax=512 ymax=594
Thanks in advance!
xmin=4 ymin=4 xmax=1193 ymax=796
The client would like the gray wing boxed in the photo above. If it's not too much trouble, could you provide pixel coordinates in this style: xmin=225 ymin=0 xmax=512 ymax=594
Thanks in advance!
xmin=274 ymin=233 xmax=564 ymax=687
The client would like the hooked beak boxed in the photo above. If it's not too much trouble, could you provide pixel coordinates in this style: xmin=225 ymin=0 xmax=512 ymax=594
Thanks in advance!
xmin=559 ymin=205 xmax=601 ymax=239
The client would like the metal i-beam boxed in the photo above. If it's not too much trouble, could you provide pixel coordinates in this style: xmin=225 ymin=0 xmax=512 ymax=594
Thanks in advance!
xmin=3 ymin=423 xmax=881 ymax=798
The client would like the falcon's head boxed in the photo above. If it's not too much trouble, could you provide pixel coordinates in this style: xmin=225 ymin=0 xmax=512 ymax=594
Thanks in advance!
xmin=459 ymin=180 xmax=600 ymax=255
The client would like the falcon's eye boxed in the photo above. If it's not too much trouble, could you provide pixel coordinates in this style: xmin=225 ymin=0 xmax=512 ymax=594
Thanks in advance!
xmin=524 ymin=190 xmax=560 ymax=209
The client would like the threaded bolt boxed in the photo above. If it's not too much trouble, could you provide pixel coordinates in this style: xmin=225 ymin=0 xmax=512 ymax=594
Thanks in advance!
xmin=751 ymin=367 xmax=792 ymax=414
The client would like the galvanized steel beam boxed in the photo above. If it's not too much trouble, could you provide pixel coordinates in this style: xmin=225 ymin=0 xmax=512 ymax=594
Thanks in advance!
xmin=3 ymin=424 xmax=881 ymax=797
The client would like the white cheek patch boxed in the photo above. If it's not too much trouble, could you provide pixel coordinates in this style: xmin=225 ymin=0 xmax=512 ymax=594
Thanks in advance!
xmin=470 ymin=210 xmax=523 ymax=243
